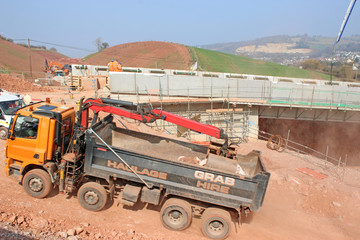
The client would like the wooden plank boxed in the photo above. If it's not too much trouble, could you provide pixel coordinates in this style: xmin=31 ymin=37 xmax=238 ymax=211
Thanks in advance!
xmin=206 ymin=108 xmax=243 ymax=113
xmin=296 ymin=168 xmax=328 ymax=179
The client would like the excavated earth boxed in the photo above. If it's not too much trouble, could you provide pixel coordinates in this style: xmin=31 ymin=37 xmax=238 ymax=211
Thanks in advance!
xmin=1 ymin=75 xmax=360 ymax=240
xmin=0 ymin=74 xmax=52 ymax=92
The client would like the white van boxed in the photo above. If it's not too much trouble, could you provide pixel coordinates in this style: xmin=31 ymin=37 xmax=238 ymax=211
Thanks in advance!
xmin=0 ymin=90 xmax=26 ymax=140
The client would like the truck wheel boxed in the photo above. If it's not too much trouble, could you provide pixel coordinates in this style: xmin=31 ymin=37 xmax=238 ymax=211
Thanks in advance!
xmin=160 ymin=198 xmax=192 ymax=231
xmin=77 ymin=182 xmax=108 ymax=212
xmin=0 ymin=127 xmax=8 ymax=140
xmin=201 ymin=208 xmax=232 ymax=239
xmin=22 ymin=169 xmax=53 ymax=199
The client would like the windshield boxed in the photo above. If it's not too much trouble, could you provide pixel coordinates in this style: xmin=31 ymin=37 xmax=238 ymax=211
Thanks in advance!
xmin=0 ymin=99 xmax=26 ymax=115
xmin=13 ymin=115 xmax=39 ymax=139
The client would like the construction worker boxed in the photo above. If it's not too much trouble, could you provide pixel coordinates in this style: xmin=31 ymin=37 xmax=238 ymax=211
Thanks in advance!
xmin=113 ymin=59 xmax=122 ymax=72
xmin=117 ymin=60 xmax=122 ymax=72
xmin=108 ymin=59 xmax=122 ymax=72
xmin=108 ymin=60 xmax=115 ymax=72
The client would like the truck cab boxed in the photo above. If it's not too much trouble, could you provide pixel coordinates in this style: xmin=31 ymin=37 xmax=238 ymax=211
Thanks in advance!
xmin=4 ymin=100 xmax=75 ymax=191
xmin=0 ymin=91 xmax=26 ymax=140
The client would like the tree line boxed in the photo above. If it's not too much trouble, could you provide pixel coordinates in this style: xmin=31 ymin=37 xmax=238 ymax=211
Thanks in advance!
xmin=301 ymin=59 xmax=359 ymax=81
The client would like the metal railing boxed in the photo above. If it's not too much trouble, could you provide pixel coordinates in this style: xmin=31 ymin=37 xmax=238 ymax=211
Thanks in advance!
xmin=113 ymin=83 xmax=360 ymax=111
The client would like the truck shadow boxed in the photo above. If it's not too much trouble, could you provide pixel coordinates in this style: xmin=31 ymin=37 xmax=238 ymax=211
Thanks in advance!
xmin=240 ymin=211 xmax=255 ymax=224
xmin=47 ymin=187 xmax=60 ymax=199
xmin=121 ymin=201 xmax=161 ymax=213
xmin=122 ymin=201 xmax=147 ymax=211
xmin=103 ymin=198 xmax=115 ymax=211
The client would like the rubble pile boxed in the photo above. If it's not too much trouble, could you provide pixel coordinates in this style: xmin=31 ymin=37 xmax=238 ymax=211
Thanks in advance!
xmin=0 ymin=211 xmax=150 ymax=240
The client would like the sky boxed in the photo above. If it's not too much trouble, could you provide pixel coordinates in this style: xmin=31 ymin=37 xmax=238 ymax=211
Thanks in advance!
xmin=1 ymin=0 xmax=359 ymax=58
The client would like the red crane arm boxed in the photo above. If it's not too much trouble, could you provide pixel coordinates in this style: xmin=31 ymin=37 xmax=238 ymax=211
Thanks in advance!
xmin=81 ymin=98 xmax=226 ymax=139
xmin=151 ymin=109 xmax=223 ymax=139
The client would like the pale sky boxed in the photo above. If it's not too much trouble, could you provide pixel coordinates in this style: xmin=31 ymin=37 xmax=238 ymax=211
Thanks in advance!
xmin=1 ymin=0 xmax=359 ymax=57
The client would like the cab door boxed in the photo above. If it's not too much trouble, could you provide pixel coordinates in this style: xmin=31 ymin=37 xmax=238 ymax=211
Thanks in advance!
xmin=6 ymin=115 xmax=42 ymax=164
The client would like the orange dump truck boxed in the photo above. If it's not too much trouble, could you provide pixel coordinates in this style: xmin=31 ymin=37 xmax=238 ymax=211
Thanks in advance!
xmin=4 ymin=98 xmax=270 ymax=239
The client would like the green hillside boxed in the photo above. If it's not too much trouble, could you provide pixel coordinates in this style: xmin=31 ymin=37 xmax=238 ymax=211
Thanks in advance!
xmin=190 ymin=47 xmax=330 ymax=80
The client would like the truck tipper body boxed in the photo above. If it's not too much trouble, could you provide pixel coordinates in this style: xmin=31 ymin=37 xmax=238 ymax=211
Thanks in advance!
xmin=87 ymin=116 xmax=269 ymax=212
xmin=4 ymin=98 xmax=270 ymax=239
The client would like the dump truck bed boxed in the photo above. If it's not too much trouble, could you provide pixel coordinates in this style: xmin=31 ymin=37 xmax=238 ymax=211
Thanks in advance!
xmin=84 ymin=117 xmax=270 ymax=211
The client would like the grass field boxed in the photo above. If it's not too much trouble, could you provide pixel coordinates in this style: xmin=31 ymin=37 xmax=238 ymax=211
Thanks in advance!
xmin=190 ymin=47 xmax=330 ymax=80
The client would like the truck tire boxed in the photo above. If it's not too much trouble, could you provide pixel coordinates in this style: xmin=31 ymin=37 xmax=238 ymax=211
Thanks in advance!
xmin=22 ymin=169 xmax=53 ymax=199
xmin=160 ymin=198 xmax=192 ymax=231
xmin=201 ymin=208 xmax=232 ymax=240
xmin=0 ymin=126 xmax=8 ymax=140
xmin=77 ymin=182 xmax=108 ymax=212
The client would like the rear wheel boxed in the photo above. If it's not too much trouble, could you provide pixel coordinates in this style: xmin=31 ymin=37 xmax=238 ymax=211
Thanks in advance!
xmin=77 ymin=182 xmax=108 ymax=212
xmin=0 ymin=126 xmax=8 ymax=140
xmin=160 ymin=198 xmax=192 ymax=231
xmin=22 ymin=169 xmax=53 ymax=199
xmin=201 ymin=208 xmax=232 ymax=239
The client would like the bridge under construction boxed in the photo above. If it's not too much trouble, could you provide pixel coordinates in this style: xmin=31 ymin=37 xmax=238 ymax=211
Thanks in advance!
xmin=104 ymin=67 xmax=360 ymax=166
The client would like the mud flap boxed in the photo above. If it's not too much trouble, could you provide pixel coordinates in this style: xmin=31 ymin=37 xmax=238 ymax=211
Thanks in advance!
xmin=141 ymin=187 xmax=161 ymax=205
xmin=121 ymin=184 xmax=142 ymax=206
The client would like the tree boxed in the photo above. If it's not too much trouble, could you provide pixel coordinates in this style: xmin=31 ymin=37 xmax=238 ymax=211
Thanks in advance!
xmin=339 ymin=64 xmax=354 ymax=80
xmin=301 ymin=59 xmax=322 ymax=70
xmin=94 ymin=37 xmax=109 ymax=51
xmin=95 ymin=37 xmax=102 ymax=51
xmin=101 ymin=42 xmax=109 ymax=50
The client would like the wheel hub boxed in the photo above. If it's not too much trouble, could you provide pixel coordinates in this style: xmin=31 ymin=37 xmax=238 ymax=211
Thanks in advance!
xmin=29 ymin=178 xmax=43 ymax=192
xmin=84 ymin=191 xmax=99 ymax=205
xmin=209 ymin=220 xmax=224 ymax=232
xmin=168 ymin=210 xmax=183 ymax=223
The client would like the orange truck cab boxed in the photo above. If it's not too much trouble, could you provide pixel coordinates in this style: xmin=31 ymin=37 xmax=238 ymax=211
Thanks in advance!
xmin=4 ymin=100 xmax=75 ymax=197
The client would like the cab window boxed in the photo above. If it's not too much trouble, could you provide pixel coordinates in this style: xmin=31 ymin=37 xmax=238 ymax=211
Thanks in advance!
xmin=0 ymin=100 xmax=26 ymax=115
xmin=13 ymin=115 xmax=39 ymax=139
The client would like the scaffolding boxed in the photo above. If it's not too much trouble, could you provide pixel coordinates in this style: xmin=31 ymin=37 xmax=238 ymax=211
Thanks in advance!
xmin=141 ymin=109 xmax=251 ymax=143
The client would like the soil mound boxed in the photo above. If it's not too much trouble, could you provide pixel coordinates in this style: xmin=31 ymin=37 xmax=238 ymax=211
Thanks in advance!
xmin=0 ymin=38 xmax=77 ymax=79
xmin=84 ymin=41 xmax=192 ymax=70
xmin=0 ymin=74 xmax=51 ymax=92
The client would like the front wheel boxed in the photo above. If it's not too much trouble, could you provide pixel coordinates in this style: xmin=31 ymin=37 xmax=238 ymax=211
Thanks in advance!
xmin=0 ymin=126 xmax=8 ymax=140
xmin=77 ymin=182 xmax=108 ymax=212
xmin=22 ymin=169 xmax=53 ymax=199
xmin=201 ymin=208 xmax=232 ymax=240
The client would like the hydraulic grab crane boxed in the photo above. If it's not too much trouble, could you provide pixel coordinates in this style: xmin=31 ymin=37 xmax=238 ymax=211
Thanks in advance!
xmin=80 ymin=98 xmax=226 ymax=139
xmin=79 ymin=98 xmax=233 ymax=157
